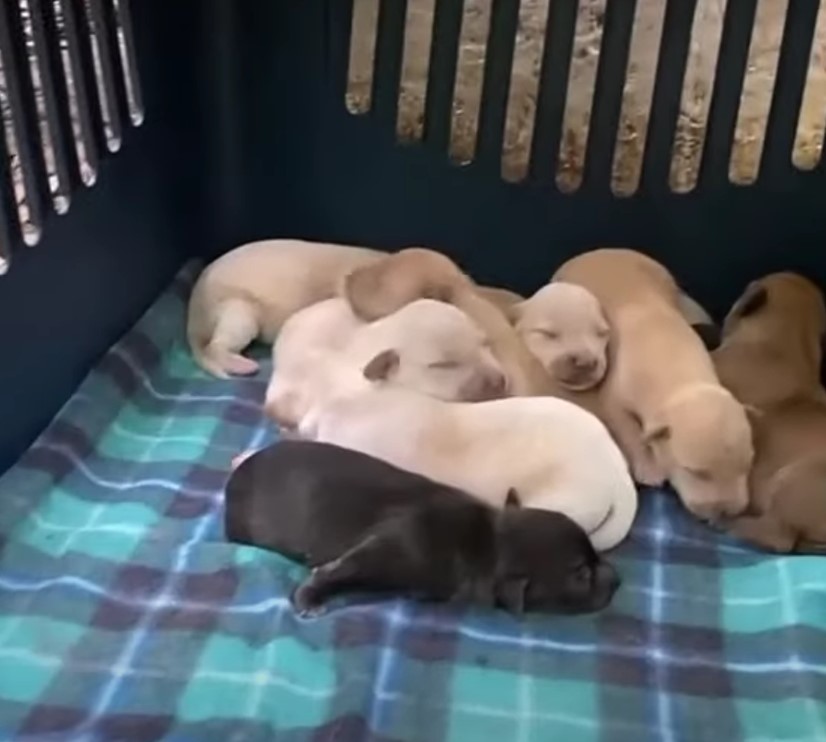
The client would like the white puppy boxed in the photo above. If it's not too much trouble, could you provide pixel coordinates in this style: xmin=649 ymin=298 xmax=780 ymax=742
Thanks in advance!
xmin=188 ymin=239 xmax=382 ymax=377
xmin=511 ymin=282 xmax=610 ymax=391
xmin=264 ymin=298 xmax=507 ymax=430
xmin=300 ymin=352 xmax=638 ymax=551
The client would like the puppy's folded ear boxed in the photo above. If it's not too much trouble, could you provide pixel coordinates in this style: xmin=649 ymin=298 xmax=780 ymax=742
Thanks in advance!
xmin=505 ymin=488 xmax=521 ymax=508
xmin=496 ymin=577 xmax=528 ymax=615
xmin=363 ymin=349 xmax=401 ymax=381
xmin=729 ymin=282 xmax=768 ymax=320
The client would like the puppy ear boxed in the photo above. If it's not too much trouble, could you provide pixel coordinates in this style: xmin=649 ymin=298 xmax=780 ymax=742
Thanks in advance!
xmin=642 ymin=422 xmax=670 ymax=446
xmin=496 ymin=577 xmax=528 ymax=615
xmin=362 ymin=349 xmax=400 ymax=381
xmin=730 ymin=282 xmax=768 ymax=320
xmin=505 ymin=488 xmax=521 ymax=508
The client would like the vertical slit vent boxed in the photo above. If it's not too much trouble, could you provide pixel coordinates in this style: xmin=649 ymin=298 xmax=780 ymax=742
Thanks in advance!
xmin=342 ymin=0 xmax=826 ymax=191
xmin=0 ymin=0 xmax=144 ymax=273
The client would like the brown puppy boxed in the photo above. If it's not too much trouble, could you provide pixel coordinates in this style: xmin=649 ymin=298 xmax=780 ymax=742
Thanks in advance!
xmin=713 ymin=272 xmax=826 ymax=552
xmin=554 ymin=248 xmax=754 ymax=522
xmin=343 ymin=248 xmax=556 ymax=396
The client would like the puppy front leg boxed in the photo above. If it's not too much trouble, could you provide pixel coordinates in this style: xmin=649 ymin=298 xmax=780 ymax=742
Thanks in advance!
xmin=293 ymin=530 xmax=427 ymax=615
xmin=604 ymin=406 xmax=666 ymax=487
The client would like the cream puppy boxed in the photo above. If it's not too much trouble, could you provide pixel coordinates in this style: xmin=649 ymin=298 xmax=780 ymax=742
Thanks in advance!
xmin=343 ymin=247 xmax=557 ymax=396
xmin=554 ymin=248 xmax=754 ymax=522
xmin=300 ymin=355 xmax=638 ymax=552
xmin=511 ymin=282 xmax=610 ymax=391
xmin=188 ymin=239 xmax=382 ymax=377
xmin=264 ymin=298 xmax=506 ymax=430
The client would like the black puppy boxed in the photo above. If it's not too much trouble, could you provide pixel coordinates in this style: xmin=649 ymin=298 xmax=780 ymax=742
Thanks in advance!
xmin=224 ymin=440 xmax=620 ymax=616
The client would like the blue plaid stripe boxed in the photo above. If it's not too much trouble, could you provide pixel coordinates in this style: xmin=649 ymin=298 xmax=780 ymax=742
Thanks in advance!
xmin=0 ymin=261 xmax=824 ymax=741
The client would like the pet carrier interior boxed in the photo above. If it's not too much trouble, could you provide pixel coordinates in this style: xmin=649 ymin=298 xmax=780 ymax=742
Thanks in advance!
xmin=0 ymin=1 xmax=824 ymax=740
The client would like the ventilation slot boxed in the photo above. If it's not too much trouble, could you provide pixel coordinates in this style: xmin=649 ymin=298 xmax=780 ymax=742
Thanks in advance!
xmin=793 ymin=1 xmax=826 ymax=170
xmin=726 ymin=1 xmax=786 ymax=184
xmin=0 ymin=0 xmax=143 ymax=273
xmin=611 ymin=1 xmax=665 ymax=197
xmin=344 ymin=0 xmax=826 ymax=192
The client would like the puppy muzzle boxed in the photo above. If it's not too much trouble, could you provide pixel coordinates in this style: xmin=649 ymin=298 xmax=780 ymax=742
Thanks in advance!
xmin=555 ymin=354 xmax=604 ymax=390
xmin=461 ymin=370 xmax=508 ymax=401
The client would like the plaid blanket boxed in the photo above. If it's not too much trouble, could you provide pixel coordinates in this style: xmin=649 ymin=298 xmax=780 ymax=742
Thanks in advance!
xmin=0 ymin=263 xmax=824 ymax=742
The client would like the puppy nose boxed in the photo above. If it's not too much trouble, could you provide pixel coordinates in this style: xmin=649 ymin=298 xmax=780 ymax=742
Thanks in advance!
xmin=485 ymin=371 xmax=507 ymax=398
xmin=692 ymin=500 xmax=744 ymax=524
xmin=597 ymin=562 xmax=621 ymax=594
xmin=569 ymin=354 xmax=597 ymax=373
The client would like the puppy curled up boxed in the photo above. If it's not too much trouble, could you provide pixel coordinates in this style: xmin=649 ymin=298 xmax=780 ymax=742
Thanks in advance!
xmin=297 ymin=348 xmax=638 ymax=552
xmin=188 ymin=239 xmax=522 ymax=379
xmin=342 ymin=247 xmax=557 ymax=396
xmin=264 ymin=297 xmax=507 ymax=430
xmin=225 ymin=440 xmax=620 ymax=616
xmin=188 ymin=239 xmax=382 ymax=378
xmin=713 ymin=272 xmax=826 ymax=552
xmin=554 ymin=248 xmax=754 ymax=523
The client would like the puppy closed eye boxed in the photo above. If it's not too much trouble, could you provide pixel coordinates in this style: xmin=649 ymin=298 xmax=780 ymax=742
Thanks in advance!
xmin=595 ymin=327 xmax=610 ymax=339
xmin=688 ymin=468 xmax=711 ymax=481
xmin=533 ymin=329 xmax=560 ymax=341
xmin=428 ymin=360 xmax=460 ymax=370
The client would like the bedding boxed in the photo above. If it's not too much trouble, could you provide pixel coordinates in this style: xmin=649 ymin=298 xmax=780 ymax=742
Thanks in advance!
xmin=0 ymin=263 xmax=823 ymax=741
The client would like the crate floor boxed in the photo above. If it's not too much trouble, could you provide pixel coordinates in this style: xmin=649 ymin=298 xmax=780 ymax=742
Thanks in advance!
xmin=0 ymin=263 xmax=824 ymax=742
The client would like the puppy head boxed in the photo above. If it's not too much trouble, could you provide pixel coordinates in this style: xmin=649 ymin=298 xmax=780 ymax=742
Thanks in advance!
xmin=512 ymin=282 xmax=610 ymax=390
xmin=644 ymin=386 xmax=755 ymax=522
xmin=495 ymin=508 xmax=620 ymax=615
xmin=351 ymin=298 xmax=507 ymax=401
xmin=342 ymin=248 xmax=472 ymax=321
xmin=722 ymin=272 xmax=826 ymax=374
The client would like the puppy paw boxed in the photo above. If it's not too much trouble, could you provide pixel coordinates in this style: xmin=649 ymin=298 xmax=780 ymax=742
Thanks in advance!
xmin=224 ymin=353 xmax=260 ymax=376
xmin=292 ymin=573 xmax=326 ymax=617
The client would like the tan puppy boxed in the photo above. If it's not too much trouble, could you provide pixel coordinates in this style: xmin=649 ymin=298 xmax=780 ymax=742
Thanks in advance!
xmin=343 ymin=248 xmax=556 ymax=396
xmin=554 ymin=248 xmax=754 ymax=521
xmin=188 ymin=239 xmax=382 ymax=377
xmin=511 ymin=282 xmax=610 ymax=391
xmin=264 ymin=297 xmax=506 ymax=430
xmin=713 ymin=273 xmax=826 ymax=552
xmin=300 ymin=360 xmax=637 ymax=551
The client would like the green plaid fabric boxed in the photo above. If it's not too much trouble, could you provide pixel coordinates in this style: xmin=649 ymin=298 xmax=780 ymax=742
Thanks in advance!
xmin=0 ymin=262 xmax=824 ymax=741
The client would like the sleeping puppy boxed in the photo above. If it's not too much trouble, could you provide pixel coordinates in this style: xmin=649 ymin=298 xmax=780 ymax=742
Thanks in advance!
xmin=712 ymin=273 xmax=826 ymax=552
xmin=299 ymin=354 xmax=638 ymax=551
xmin=510 ymin=282 xmax=610 ymax=391
xmin=342 ymin=248 xmax=557 ymax=396
xmin=225 ymin=440 xmax=620 ymax=615
xmin=264 ymin=297 xmax=506 ymax=429
xmin=189 ymin=239 xmax=517 ymax=379
xmin=554 ymin=248 xmax=754 ymax=522
xmin=188 ymin=239 xmax=383 ymax=377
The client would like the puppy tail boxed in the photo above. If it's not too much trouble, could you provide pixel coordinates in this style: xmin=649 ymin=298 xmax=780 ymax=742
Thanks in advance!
xmin=187 ymin=298 xmax=261 ymax=378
